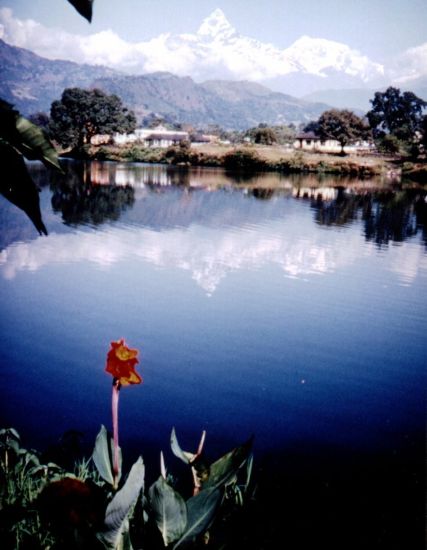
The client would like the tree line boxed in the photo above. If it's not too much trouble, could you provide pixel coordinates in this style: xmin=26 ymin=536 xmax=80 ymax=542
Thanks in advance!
xmin=27 ymin=85 xmax=425 ymax=158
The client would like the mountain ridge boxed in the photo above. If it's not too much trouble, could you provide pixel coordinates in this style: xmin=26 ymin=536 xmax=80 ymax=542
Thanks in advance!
xmin=1 ymin=7 xmax=426 ymax=100
xmin=0 ymin=39 xmax=330 ymax=129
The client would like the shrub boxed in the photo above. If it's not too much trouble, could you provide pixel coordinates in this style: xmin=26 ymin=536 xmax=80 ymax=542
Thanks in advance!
xmin=223 ymin=149 xmax=265 ymax=171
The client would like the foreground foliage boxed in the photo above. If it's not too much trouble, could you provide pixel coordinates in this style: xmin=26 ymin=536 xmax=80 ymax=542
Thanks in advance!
xmin=0 ymin=427 xmax=253 ymax=549
xmin=0 ymin=339 xmax=253 ymax=549
xmin=0 ymin=99 xmax=63 ymax=234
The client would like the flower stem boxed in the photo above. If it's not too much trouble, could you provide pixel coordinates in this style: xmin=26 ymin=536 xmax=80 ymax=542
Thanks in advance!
xmin=112 ymin=379 xmax=120 ymax=489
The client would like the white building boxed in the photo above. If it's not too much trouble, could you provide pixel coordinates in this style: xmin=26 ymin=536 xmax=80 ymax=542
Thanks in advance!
xmin=294 ymin=132 xmax=372 ymax=154
xmin=113 ymin=125 xmax=189 ymax=147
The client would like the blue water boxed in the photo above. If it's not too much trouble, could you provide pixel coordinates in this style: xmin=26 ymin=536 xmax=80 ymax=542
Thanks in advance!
xmin=0 ymin=161 xmax=426 ymax=466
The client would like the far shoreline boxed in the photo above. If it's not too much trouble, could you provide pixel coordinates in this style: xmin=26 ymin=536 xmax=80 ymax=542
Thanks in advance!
xmin=63 ymin=142 xmax=427 ymax=183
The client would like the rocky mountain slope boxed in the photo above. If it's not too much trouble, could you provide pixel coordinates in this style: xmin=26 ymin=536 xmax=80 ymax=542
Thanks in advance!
xmin=0 ymin=38 xmax=329 ymax=129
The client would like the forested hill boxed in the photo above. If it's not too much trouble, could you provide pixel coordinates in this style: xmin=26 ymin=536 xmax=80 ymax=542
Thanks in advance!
xmin=0 ymin=39 xmax=118 ymax=115
xmin=0 ymin=38 xmax=329 ymax=129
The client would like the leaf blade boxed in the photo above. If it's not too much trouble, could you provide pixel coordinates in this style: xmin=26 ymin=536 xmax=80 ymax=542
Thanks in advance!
xmin=92 ymin=425 xmax=114 ymax=485
xmin=173 ymin=487 xmax=221 ymax=549
xmin=15 ymin=116 xmax=62 ymax=172
xmin=148 ymin=476 xmax=187 ymax=546
xmin=203 ymin=437 xmax=253 ymax=490
xmin=98 ymin=456 xmax=145 ymax=549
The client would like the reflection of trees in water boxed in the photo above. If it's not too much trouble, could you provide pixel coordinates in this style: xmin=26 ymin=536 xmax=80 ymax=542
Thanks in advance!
xmin=309 ymin=187 xmax=427 ymax=246
xmin=251 ymin=188 xmax=276 ymax=200
xmin=50 ymin=162 xmax=135 ymax=226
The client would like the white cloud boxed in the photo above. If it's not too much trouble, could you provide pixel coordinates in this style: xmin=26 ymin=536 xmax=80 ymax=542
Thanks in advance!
xmin=389 ymin=42 xmax=427 ymax=83
xmin=0 ymin=6 xmax=390 ymax=83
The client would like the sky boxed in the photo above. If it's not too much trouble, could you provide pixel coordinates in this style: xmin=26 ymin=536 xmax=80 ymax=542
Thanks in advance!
xmin=2 ymin=0 xmax=427 ymax=59
xmin=0 ymin=0 xmax=426 ymax=88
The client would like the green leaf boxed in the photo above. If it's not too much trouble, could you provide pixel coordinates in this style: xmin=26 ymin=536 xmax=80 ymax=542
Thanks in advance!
xmin=0 ymin=427 xmax=21 ymax=441
xmin=0 ymin=100 xmax=62 ymax=172
xmin=0 ymin=142 xmax=48 ymax=235
xmin=203 ymin=437 xmax=253 ymax=490
xmin=148 ymin=476 xmax=187 ymax=546
xmin=67 ymin=0 xmax=94 ymax=22
xmin=173 ymin=487 xmax=221 ymax=549
xmin=92 ymin=425 xmax=115 ymax=485
xmin=15 ymin=116 xmax=62 ymax=172
xmin=98 ymin=456 xmax=145 ymax=549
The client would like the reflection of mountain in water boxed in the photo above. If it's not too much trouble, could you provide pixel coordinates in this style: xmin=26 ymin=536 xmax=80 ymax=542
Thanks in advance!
xmin=1 ymin=162 xmax=426 ymax=292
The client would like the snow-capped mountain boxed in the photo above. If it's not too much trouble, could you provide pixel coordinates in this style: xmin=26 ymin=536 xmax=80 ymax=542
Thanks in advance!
xmin=0 ymin=7 xmax=425 ymax=99
xmin=186 ymin=9 xmax=385 ymax=84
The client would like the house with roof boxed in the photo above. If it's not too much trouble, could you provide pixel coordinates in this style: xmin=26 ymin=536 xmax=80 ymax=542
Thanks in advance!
xmin=113 ymin=125 xmax=189 ymax=148
xmin=294 ymin=131 xmax=342 ymax=153
xmin=294 ymin=132 xmax=373 ymax=154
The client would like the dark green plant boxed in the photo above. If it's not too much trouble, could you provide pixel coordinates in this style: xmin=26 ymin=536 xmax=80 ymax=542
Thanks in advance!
xmin=0 ymin=425 xmax=254 ymax=549
xmin=0 ymin=98 xmax=63 ymax=234
xmin=0 ymin=340 xmax=255 ymax=549
xmin=223 ymin=149 xmax=265 ymax=171
xmin=0 ymin=428 xmax=63 ymax=548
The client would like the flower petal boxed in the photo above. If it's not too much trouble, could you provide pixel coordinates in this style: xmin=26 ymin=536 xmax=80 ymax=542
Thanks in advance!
xmin=105 ymin=339 xmax=142 ymax=386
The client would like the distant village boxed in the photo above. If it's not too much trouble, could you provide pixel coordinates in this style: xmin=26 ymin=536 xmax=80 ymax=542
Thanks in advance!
xmin=92 ymin=124 xmax=373 ymax=155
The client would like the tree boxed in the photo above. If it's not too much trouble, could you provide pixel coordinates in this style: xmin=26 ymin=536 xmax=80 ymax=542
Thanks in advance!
xmin=317 ymin=109 xmax=369 ymax=154
xmin=302 ymin=120 xmax=320 ymax=135
xmin=367 ymin=87 xmax=426 ymax=143
xmin=49 ymin=88 xmax=137 ymax=150
xmin=245 ymin=125 xmax=278 ymax=145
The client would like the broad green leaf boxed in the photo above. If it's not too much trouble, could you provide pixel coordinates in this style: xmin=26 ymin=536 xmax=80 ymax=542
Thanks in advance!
xmin=15 ymin=116 xmax=62 ymax=172
xmin=0 ymin=427 xmax=21 ymax=441
xmin=98 ymin=456 xmax=145 ymax=549
xmin=92 ymin=425 xmax=114 ymax=485
xmin=173 ymin=487 xmax=221 ymax=549
xmin=0 ymin=142 xmax=48 ymax=235
xmin=0 ymin=99 xmax=62 ymax=172
xmin=3 ymin=438 xmax=21 ymax=453
xmin=148 ymin=476 xmax=187 ymax=546
xmin=67 ymin=0 xmax=94 ymax=22
xmin=203 ymin=437 xmax=253 ymax=490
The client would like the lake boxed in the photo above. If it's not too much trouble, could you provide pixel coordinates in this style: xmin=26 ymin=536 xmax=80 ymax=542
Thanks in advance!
xmin=1 ymin=160 xmax=426 ymax=548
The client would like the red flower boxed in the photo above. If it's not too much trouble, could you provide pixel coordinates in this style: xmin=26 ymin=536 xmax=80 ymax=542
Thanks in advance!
xmin=105 ymin=339 xmax=142 ymax=386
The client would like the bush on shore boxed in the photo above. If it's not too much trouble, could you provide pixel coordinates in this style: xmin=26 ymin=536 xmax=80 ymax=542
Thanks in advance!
xmin=80 ymin=143 xmax=402 ymax=179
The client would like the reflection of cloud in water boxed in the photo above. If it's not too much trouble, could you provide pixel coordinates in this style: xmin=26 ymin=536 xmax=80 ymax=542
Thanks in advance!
xmin=1 ymin=222 xmax=425 ymax=293
xmin=387 ymin=243 xmax=427 ymax=286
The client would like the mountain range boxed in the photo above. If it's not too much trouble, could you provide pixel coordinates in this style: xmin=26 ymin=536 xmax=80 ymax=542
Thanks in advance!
xmin=1 ymin=5 xmax=426 ymax=130
xmin=0 ymin=38 xmax=332 ymax=129
xmin=2 ymin=7 xmax=426 ymax=97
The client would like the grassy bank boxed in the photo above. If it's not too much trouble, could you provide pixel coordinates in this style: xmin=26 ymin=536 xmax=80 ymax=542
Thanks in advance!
xmin=81 ymin=143 xmax=405 ymax=179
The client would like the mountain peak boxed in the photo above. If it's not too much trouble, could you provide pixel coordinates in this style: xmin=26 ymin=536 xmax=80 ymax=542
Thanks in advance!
xmin=197 ymin=8 xmax=235 ymax=39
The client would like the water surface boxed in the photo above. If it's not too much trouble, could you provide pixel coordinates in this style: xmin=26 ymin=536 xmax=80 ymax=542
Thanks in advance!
xmin=0 ymin=161 xmax=425 ymax=547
